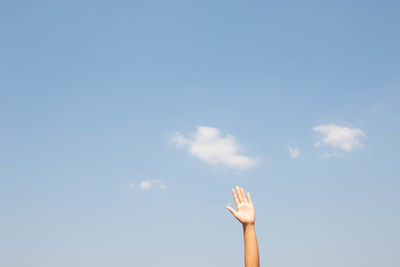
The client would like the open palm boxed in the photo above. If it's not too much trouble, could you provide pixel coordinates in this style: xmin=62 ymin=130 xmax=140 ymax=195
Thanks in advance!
xmin=227 ymin=186 xmax=255 ymax=225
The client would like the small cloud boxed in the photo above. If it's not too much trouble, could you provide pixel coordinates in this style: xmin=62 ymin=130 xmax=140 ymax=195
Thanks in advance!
xmin=130 ymin=179 xmax=167 ymax=190
xmin=288 ymin=146 xmax=300 ymax=158
xmin=313 ymin=124 xmax=366 ymax=152
xmin=139 ymin=181 xmax=152 ymax=190
xmin=171 ymin=126 xmax=258 ymax=170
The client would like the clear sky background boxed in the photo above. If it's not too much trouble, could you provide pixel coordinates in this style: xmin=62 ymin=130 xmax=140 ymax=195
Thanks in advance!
xmin=1 ymin=1 xmax=399 ymax=267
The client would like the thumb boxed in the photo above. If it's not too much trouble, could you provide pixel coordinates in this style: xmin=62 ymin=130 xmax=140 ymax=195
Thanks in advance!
xmin=226 ymin=206 xmax=237 ymax=216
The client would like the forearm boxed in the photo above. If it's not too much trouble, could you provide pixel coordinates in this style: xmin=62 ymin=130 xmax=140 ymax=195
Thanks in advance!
xmin=243 ymin=223 xmax=259 ymax=267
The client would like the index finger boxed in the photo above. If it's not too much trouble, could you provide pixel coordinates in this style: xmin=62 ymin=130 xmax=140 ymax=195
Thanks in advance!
xmin=232 ymin=188 xmax=240 ymax=208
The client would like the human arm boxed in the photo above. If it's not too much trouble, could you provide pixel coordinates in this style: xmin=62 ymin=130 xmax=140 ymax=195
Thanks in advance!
xmin=226 ymin=186 xmax=260 ymax=267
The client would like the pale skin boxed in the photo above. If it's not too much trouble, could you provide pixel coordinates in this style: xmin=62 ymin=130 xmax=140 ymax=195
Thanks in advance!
xmin=226 ymin=186 xmax=260 ymax=267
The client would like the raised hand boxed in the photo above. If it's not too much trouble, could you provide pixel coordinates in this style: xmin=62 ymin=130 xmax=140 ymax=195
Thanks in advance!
xmin=226 ymin=186 xmax=255 ymax=225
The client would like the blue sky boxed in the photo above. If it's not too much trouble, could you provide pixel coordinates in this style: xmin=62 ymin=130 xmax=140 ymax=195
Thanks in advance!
xmin=1 ymin=1 xmax=399 ymax=266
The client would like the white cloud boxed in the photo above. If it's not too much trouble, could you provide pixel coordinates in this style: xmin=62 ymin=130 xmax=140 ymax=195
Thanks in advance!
xmin=288 ymin=146 xmax=300 ymax=158
xmin=313 ymin=124 xmax=366 ymax=152
xmin=171 ymin=126 xmax=258 ymax=169
xmin=139 ymin=181 xmax=152 ymax=190
xmin=130 ymin=179 xmax=167 ymax=190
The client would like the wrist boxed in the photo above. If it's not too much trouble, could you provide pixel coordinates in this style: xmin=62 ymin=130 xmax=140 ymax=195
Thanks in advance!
xmin=242 ymin=222 xmax=255 ymax=229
